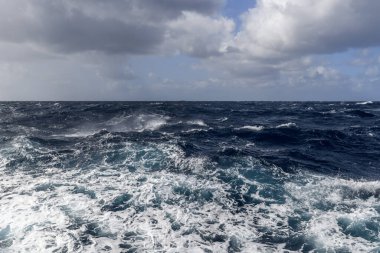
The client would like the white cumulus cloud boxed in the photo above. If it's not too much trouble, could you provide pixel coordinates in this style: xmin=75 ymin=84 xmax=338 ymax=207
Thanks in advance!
xmin=234 ymin=0 xmax=380 ymax=59
xmin=165 ymin=12 xmax=235 ymax=57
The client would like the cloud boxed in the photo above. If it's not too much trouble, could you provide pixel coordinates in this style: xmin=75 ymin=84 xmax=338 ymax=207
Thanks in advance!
xmin=0 ymin=0 xmax=230 ymax=100
xmin=137 ymin=0 xmax=224 ymax=17
xmin=197 ymin=0 xmax=380 ymax=93
xmin=234 ymin=0 xmax=380 ymax=59
xmin=0 ymin=1 xmax=161 ymax=54
xmin=165 ymin=11 xmax=235 ymax=57
xmin=0 ymin=0 xmax=380 ymax=100
xmin=0 ymin=0 xmax=225 ymax=55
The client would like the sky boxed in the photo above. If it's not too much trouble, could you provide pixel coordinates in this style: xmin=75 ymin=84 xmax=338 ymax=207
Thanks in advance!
xmin=0 ymin=0 xmax=380 ymax=101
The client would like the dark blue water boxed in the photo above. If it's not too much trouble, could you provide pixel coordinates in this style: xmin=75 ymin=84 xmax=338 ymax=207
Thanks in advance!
xmin=0 ymin=102 xmax=379 ymax=252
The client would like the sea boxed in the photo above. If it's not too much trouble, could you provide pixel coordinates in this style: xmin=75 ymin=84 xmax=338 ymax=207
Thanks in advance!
xmin=0 ymin=101 xmax=379 ymax=252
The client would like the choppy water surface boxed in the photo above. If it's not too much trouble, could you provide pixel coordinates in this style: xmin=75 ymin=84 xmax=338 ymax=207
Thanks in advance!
xmin=0 ymin=102 xmax=379 ymax=252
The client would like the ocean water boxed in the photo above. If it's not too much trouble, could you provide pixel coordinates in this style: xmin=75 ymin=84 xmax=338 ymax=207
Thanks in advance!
xmin=0 ymin=102 xmax=379 ymax=253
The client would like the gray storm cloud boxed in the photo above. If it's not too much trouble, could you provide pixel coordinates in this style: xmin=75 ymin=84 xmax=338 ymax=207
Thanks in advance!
xmin=2 ymin=0 xmax=380 ymax=60
xmin=0 ymin=0 xmax=224 ymax=55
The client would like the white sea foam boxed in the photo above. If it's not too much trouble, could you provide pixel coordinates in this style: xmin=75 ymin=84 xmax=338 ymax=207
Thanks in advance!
xmin=1 ymin=142 xmax=379 ymax=252
xmin=59 ymin=130 xmax=100 ymax=138
xmin=356 ymin=101 xmax=373 ymax=105
xmin=108 ymin=114 xmax=169 ymax=132
xmin=236 ymin=125 xmax=264 ymax=131
xmin=181 ymin=128 xmax=211 ymax=134
xmin=276 ymin=122 xmax=297 ymax=128
xmin=112 ymin=116 xmax=166 ymax=133
xmin=0 ymin=145 xmax=262 ymax=252
xmin=322 ymin=109 xmax=337 ymax=114
xmin=186 ymin=120 xmax=208 ymax=127
xmin=60 ymin=114 xmax=169 ymax=136
xmin=0 ymin=154 xmax=8 ymax=169
xmin=0 ymin=147 xmax=237 ymax=252
xmin=143 ymin=118 xmax=167 ymax=131
xmin=106 ymin=113 xmax=131 ymax=126
xmin=284 ymin=174 xmax=380 ymax=252
xmin=217 ymin=117 xmax=228 ymax=122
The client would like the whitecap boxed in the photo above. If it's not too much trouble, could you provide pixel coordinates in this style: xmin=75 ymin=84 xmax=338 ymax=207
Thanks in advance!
xmin=61 ymin=131 xmax=99 ymax=138
xmin=276 ymin=122 xmax=297 ymax=128
xmin=106 ymin=113 xmax=132 ymax=126
xmin=186 ymin=120 xmax=208 ymax=127
xmin=1 ymin=141 xmax=379 ymax=252
xmin=356 ymin=101 xmax=373 ymax=105
xmin=181 ymin=128 xmax=211 ymax=134
xmin=322 ymin=109 xmax=337 ymax=114
xmin=285 ymin=174 xmax=380 ymax=252
xmin=131 ymin=114 xmax=169 ymax=132
xmin=98 ymin=114 xmax=169 ymax=133
xmin=141 ymin=118 xmax=167 ymax=131
xmin=217 ymin=117 xmax=228 ymax=122
xmin=0 ymin=154 xmax=8 ymax=169
xmin=235 ymin=125 xmax=264 ymax=131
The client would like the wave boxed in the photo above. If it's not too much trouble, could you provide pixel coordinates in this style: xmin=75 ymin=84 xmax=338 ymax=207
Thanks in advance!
xmin=217 ymin=117 xmax=228 ymax=122
xmin=235 ymin=125 xmax=264 ymax=131
xmin=109 ymin=113 xmax=169 ymax=132
xmin=346 ymin=110 xmax=375 ymax=118
xmin=284 ymin=173 xmax=380 ymax=252
xmin=1 ymin=101 xmax=379 ymax=252
xmin=356 ymin=101 xmax=373 ymax=105
xmin=61 ymin=114 xmax=169 ymax=136
xmin=181 ymin=128 xmax=211 ymax=134
xmin=276 ymin=122 xmax=297 ymax=128
xmin=186 ymin=119 xmax=208 ymax=127
xmin=138 ymin=117 xmax=167 ymax=131
xmin=1 ymin=152 xmax=378 ymax=252
xmin=322 ymin=109 xmax=337 ymax=114
xmin=53 ymin=130 xmax=99 ymax=138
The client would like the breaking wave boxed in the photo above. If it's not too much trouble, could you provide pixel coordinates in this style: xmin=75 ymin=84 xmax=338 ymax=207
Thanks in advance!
xmin=235 ymin=125 xmax=264 ymax=131
xmin=0 ymin=101 xmax=379 ymax=252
